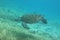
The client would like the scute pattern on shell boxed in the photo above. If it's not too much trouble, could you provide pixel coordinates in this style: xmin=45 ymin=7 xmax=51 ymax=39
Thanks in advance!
xmin=20 ymin=14 xmax=43 ymax=24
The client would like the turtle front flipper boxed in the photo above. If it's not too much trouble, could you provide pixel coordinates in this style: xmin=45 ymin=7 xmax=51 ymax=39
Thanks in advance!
xmin=21 ymin=22 xmax=30 ymax=29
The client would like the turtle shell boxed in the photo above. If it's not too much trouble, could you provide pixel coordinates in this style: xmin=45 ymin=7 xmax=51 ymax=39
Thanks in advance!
xmin=20 ymin=14 xmax=47 ymax=24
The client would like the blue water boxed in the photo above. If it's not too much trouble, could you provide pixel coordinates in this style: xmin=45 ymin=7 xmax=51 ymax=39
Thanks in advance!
xmin=0 ymin=0 xmax=60 ymax=21
xmin=0 ymin=0 xmax=60 ymax=40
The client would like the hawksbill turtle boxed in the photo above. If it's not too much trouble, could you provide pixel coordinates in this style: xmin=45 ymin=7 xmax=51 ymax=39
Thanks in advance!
xmin=15 ymin=14 xmax=47 ymax=29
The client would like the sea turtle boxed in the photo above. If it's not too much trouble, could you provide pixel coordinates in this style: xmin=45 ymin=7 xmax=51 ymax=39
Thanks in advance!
xmin=15 ymin=14 xmax=47 ymax=29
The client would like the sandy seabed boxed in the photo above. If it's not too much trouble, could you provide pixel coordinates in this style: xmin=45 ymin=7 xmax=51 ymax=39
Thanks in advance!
xmin=0 ymin=7 xmax=60 ymax=40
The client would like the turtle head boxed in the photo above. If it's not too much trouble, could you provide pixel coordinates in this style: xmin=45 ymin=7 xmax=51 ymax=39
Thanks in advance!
xmin=41 ymin=18 xmax=47 ymax=24
xmin=40 ymin=16 xmax=47 ymax=24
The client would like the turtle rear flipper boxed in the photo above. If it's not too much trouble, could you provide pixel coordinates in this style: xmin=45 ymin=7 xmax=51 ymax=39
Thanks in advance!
xmin=15 ymin=17 xmax=22 ymax=22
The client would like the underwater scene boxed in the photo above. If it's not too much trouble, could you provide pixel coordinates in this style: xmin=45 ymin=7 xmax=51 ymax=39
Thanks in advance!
xmin=0 ymin=0 xmax=60 ymax=40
